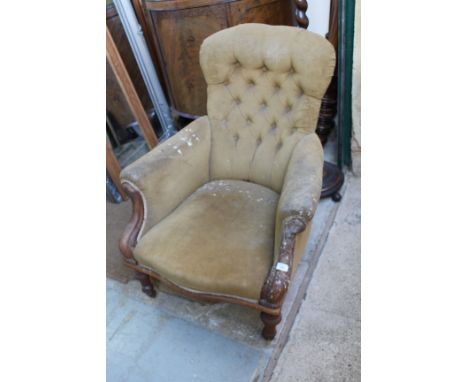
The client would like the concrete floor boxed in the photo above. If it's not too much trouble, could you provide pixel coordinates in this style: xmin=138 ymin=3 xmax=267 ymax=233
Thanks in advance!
xmin=107 ymin=166 xmax=360 ymax=381
xmin=270 ymin=174 xmax=360 ymax=382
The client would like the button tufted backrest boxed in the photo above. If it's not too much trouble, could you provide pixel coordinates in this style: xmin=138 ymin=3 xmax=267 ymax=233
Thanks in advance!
xmin=199 ymin=23 xmax=335 ymax=193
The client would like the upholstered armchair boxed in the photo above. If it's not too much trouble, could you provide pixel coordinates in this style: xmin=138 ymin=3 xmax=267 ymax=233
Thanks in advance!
xmin=119 ymin=24 xmax=335 ymax=340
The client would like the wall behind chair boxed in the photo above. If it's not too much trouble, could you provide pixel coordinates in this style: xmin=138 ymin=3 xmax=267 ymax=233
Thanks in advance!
xmin=306 ymin=0 xmax=331 ymax=36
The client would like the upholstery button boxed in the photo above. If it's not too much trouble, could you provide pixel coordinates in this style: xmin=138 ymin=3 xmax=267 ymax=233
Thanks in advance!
xmin=270 ymin=121 xmax=277 ymax=131
xmin=247 ymin=79 xmax=255 ymax=87
xmin=285 ymin=104 xmax=292 ymax=113
xmin=273 ymin=82 xmax=281 ymax=91
xmin=256 ymin=136 xmax=262 ymax=146
xmin=246 ymin=116 xmax=252 ymax=124
xmin=233 ymin=134 xmax=240 ymax=143
xmin=276 ymin=141 xmax=283 ymax=151
xmin=261 ymin=65 xmax=268 ymax=72
xmin=234 ymin=97 xmax=241 ymax=105
xmin=260 ymin=100 xmax=268 ymax=108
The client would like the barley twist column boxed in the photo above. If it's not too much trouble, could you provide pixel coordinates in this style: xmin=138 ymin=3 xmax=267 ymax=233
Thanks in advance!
xmin=294 ymin=0 xmax=309 ymax=29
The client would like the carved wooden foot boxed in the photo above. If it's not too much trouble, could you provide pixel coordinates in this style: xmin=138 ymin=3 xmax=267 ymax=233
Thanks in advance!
xmin=136 ymin=271 xmax=156 ymax=298
xmin=260 ymin=312 xmax=282 ymax=340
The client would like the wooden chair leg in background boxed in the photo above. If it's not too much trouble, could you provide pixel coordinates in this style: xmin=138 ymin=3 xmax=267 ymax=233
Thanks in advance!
xmin=135 ymin=271 xmax=157 ymax=298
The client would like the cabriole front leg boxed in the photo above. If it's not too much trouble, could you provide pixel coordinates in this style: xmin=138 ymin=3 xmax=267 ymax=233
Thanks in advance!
xmin=259 ymin=216 xmax=307 ymax=340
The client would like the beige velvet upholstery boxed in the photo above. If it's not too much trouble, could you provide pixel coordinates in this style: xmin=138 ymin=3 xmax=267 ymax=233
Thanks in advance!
xmin=274 ymin=133 xmax=323 ymax=263
xmin=121 ymin=117 xmax=211 ymax=236
xmin=120 ymin=24 xmax=335 ymax=301
xmin=134 ymin=180 xmax=278 ymax=300
xmin=200 ymin=24 xmax=334 ymax=193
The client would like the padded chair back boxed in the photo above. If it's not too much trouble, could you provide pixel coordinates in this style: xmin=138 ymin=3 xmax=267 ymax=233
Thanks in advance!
xmin=200 ymin=23 xmax=335 ymax=192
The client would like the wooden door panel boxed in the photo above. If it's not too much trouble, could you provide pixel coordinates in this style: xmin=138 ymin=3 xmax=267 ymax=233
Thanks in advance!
xmin=229 ymin=0 xmax=294 ymax=26
xmin=142 ymin=0 xmax=295 ymax=119
xmin=150 ymin=5 xmax=229 ymax=117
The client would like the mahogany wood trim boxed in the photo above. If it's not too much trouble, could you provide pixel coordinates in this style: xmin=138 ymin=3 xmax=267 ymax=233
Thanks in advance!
xmin=260 ymin=216 xmax=306 ymax=309
xmin=106 ymin=26 xmax=158 ymax=149
xmin=119 ymin=182 xmax=145 ymax=262
xmin=258 ymin=216 xmax=306 ymax=338
xmin=127 ymin=262 xmax=281 ymax=315
xmin=106 ymin=141 xmax=128 ymax=200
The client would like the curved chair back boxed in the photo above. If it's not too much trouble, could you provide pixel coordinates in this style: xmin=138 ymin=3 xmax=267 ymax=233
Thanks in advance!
xmin=200 ymin=23 xmax=335 ymax=192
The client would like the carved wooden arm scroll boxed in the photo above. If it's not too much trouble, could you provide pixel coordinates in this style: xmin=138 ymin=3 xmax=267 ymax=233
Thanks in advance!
xmin=119 ymin=182 xmax=145 ymax=265
xmin=260 ymin=216 xmax=307 ymax=309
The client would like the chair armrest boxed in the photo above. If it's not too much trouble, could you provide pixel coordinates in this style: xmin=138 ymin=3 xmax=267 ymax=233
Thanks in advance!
xmin=276 ymin=133 xmax=324 ymax=224
xmin=260 ymin=133 xmax=323 ymax=308
xmin=120 ymin=116 xmax=211 ymax=236
xmin=260 ymin=216 xmax=307 ymax=308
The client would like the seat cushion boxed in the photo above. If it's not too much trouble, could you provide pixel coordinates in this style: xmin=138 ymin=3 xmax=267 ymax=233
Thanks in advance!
xmin=134 ymin=179 xmax=279 ymax=301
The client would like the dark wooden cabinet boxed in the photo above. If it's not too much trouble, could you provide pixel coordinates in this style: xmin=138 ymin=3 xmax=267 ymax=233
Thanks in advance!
xmin=136 ymin=0 xmax=296 ymax=120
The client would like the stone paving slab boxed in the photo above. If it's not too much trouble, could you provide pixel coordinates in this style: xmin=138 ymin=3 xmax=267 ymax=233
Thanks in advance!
xmin=270 ymin=175 xmax=361 ymax=382
xmin=107 ymin=284 xmax=263 ymax=382
xmin=107 ymin=185 xmax=343 ymax=381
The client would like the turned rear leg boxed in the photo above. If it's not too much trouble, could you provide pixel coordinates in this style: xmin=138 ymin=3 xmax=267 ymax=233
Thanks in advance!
xmin=260 ymin=312 xmax=282 ymax=340
xmin=135 ymin=271 xmax=156 ymax=298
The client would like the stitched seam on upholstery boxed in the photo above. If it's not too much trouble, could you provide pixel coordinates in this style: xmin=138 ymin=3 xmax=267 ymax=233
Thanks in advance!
xmin=279 ymin=134 xmax=309 ymax=193
xmin=222 ymin=84 xmax=255 ymax=176
xmin=247 ymin=142 xmax=259 ymax=181
xmin=224 ymin=77 xmax=269 ymax=181
xmin=255 ymin=88 xmax=292 ymax=189
xmin=121 ymin=180 xmax=147 ymax=242
xmin=224 ymin=84 xmax=256 ymax=140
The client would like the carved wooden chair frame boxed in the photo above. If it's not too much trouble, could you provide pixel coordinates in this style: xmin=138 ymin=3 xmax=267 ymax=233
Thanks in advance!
xmin=120 ymin=182 xmax=307 ymax=340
